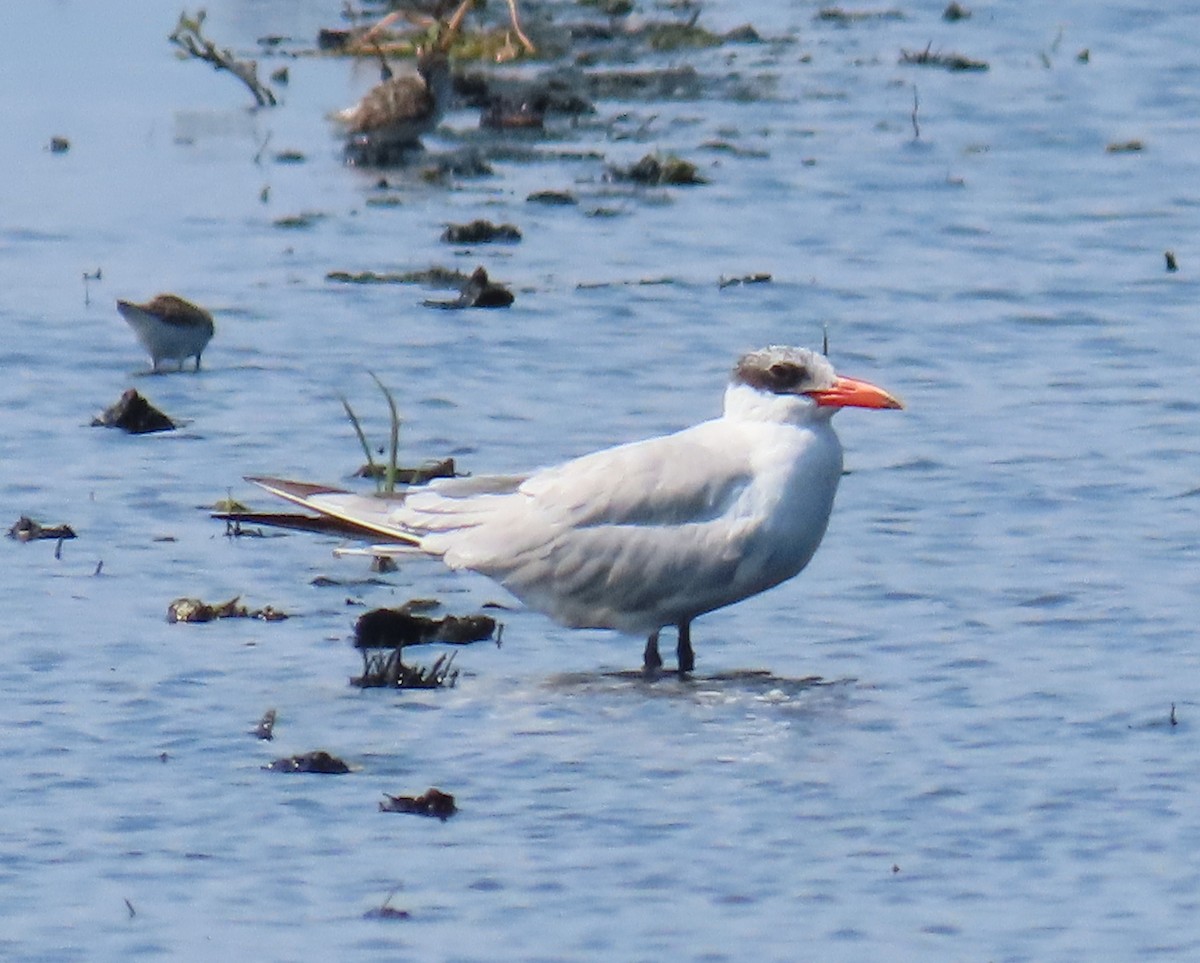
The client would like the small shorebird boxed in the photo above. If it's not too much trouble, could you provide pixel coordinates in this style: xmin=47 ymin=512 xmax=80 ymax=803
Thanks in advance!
xmin=116 ymin=294 xmax=214 ymax=372
xmin=243 ymin=346 xmax=902 ymax=674
xmin=335 ymin=49 xmax=454 ymax=160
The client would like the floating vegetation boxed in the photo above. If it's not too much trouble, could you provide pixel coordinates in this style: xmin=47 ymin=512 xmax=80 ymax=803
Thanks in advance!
xmin=1166 ymin=251 xmax=1179 ymax=272
xmin=608 ymin=153 xmax=706 ymax=185
xmin=479 ymin=91 xmax=550 ymax=130
xmin=639 ymin=20 xmax=728 ymax=51
xmin=900 ymin=44 xmax=989 ymax=72
xmin=264 ymin=750 xmax=350 ymax=774
xmin=8 ymin=516 xmax=77 ymax=543
xmin=718 ymin=272 xmax=772 ymax=289
xmin=379 ymin=787 xmax=457 ymax=819
xmin=363 ymin=891 xmax=411 ymax=921
xmin=355 ymin=607 xmax=498 ymax=648
xmin=169 ymin=10 xmax=278 ymax=107
xmin=354 ymin=650 xmax=460 ymax=688
xmin=273 ymin=212 xmax=327 ymax=229
xmin=1106 ymin=139 xmax=1144 ymax=153
xmin=816 ymin=7 xmax=906 ymax=23
xmin=327 ymin=266 xmax=470 ymax=287
xmin=526 ymin=190 xmax=578 ymax=205
xmin=167 ymin=596 xmax=289 ymax=623
xmin=423 ymin=266 xmax=514 ymax=308
xmin=91 ymin=389 xmax=175 ymax=434
xmin=577 ymin=276 xmax=675 ymax=290
xmin=273 ymin=150 xmax=306 ymax=164
xmin=943 ymin=2 xmax=971 ymax=21
xmin=48 ymin=136 xmax=70 ymax=154
xmin=415 ymin=151 xmax=495 ymax=181
xmin=253 ymin=708 xmax=277 ymax=741
xmin=583 ymin=66 xmax=702 ymax=101
xmin=577 ymin=0 xmax=634 ymax=15
xmin=441 ymin=220 xmax=522 ymax=244
xmin=355 ymin=457 xmax=458 ymax=485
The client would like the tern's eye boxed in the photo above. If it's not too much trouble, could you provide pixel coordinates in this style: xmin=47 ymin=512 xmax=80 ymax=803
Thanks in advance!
xmin=766 ymin=361 xmax=806 ymax=391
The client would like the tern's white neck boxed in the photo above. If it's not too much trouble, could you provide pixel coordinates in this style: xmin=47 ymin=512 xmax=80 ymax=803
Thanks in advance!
xmin=722 ymin=381 xmax=831 ymax=426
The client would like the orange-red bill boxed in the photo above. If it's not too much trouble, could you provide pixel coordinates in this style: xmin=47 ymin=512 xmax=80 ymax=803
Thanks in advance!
xmin=807 ymin=376 xmax=903 ymax=410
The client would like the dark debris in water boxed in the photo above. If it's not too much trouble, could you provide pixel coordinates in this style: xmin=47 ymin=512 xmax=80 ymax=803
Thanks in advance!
xmin=526 ymin=189 xmax=578 ymax=205
xmin=363 ymin=891 xmax=411 ymax=921
xmin=607 ymin=153 xmax=706 ymax=186
xmin=900 ymin=44 xmax=989 ymax=72
xmin=354 ymin=650 xmax=460 ymax=689
xmin=355 ymin=606 xmax=498 ymax=649
xmin=91 ymin=389 xmax=175 ymax=434
xmin=441 ymin=220 xmax=522 ymax=244
xmin=816 ymin=7 xmax=906 ymax=24
xmin=1106 ymin=139 xmax=1144 ymax=154
xmin=265 ymin=750 xmax=350 ymax=774
xmin=423 ymin=266 xmax=514 ymax=308
xmin=48 ymin=136 xmax=71 ymax=154
xmin=253 ymin=708 xmax=277 ymax=740
xmin=9 ymin=516 xmax=77 ymax=543
xmin=167 ymin=596 xmax=289 ymax=623
xmin=327 ymin=266 xmax=470 ymax=287
xmin=352 ymin=603 xmax=498 ymax=689
xmin=355 ymin=457 xmax=458 ymax=484
xmin=380 ymin=787 xmax=457 ymax=819
xmin=273 ymin=211 xmax=328 ymax=229
xmin=718 ymin=272 xmax=772 ymax=289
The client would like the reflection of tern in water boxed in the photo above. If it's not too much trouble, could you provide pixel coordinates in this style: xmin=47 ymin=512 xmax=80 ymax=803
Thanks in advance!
xmin=246 ymin=346 xmax=902 ymax=675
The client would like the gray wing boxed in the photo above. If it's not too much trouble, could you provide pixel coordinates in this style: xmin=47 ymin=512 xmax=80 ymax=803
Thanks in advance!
xmin=400 ymin=426 xmax=762 ymax=630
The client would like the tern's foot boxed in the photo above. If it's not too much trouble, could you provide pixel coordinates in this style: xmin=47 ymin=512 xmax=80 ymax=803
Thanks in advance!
xmin=642 ymin=634 xmax=663 ymax=673
xmin=676 ymin=623 xmax=695 ymax=674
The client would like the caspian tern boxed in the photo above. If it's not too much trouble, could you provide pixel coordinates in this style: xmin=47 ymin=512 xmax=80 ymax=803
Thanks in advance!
xmin=246 ymin=346 xmax=902 ymax=673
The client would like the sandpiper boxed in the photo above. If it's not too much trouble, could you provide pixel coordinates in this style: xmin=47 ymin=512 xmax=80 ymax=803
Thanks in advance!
xmin=116 ymin=294 xmax=215 ymax=372
xmin=335 ymin=49 xmax=453 ymax=162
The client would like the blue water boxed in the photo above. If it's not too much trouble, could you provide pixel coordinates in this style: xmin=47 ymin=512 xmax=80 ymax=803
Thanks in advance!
xmin=4 ymin=0 xmax=1200 ymax=959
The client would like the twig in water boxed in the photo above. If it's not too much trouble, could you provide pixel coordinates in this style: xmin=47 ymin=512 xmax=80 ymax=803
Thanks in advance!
xmin=83 ymin=267 xmax=102 ymax=306
xmin=911 ymin=85 xmax=921 ymax=140
xmin=253 ymin=130 xmax=273 ymax=166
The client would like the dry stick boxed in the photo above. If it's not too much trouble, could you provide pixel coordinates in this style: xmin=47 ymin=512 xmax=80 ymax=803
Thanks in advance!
xmin=169 ymin=10 xmax=278 ymax=107
xmin=911 ymin=85 xmax=921 ymax=140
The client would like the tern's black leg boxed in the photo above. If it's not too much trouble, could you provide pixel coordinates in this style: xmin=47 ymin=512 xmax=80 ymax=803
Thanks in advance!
xmin=676 ymin=620 xmax=694 ymax=675
xmin=643 ymin=631 xmax=663 ymax=673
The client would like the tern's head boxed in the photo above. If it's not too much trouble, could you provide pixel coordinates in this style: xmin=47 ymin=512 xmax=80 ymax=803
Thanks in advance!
xmin=727 ymin=346 xmax=902 ymax=423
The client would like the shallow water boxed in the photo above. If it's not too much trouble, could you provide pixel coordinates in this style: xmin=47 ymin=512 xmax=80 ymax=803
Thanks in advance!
xmin=4 ymin=1 xmax=1200 ymax=959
